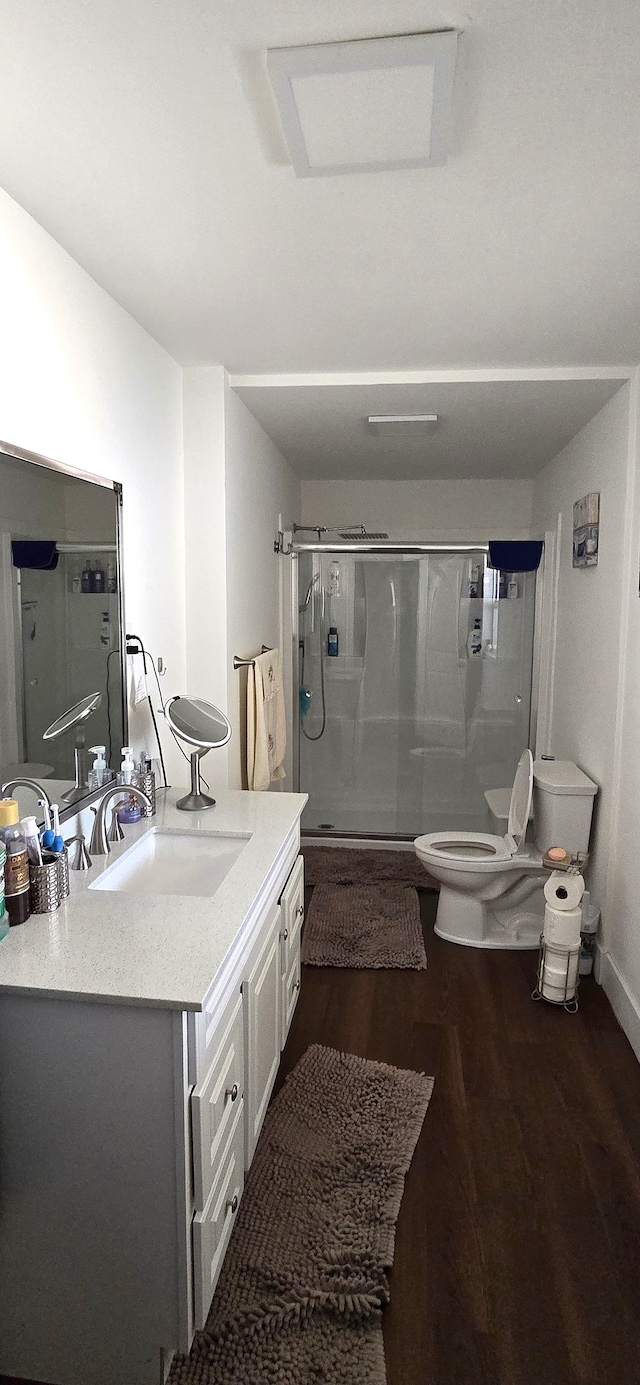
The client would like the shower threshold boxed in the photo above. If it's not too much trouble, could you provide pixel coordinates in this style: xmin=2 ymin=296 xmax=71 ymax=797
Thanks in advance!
xmin=300 ymin=827 xmax=418 ymax=845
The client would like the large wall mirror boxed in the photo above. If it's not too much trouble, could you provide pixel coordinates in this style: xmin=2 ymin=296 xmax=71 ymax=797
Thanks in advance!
xmin=0 ymin=441 xmax=127 ymax=819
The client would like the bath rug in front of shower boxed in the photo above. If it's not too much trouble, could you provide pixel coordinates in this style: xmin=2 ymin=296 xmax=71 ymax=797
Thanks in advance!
xmin=302 ymin=843 xmax=436 ymax=889
xmin=168 ymin=1043 xmax=433 ymax=1385
xmin=301 ymin=883 xmax=427 ymax=969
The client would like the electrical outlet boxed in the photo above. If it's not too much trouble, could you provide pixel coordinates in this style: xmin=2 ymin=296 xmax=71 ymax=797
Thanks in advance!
xmin=135 ymin=672 xmax=148 ymax=705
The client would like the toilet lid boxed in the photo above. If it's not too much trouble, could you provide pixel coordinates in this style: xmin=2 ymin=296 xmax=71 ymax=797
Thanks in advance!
xmin=508 ymin=749 xmax=534 ymax=852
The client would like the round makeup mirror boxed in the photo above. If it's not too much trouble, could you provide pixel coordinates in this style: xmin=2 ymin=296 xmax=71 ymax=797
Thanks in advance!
xmin=43 ymin=691 xmax=102 ymax=741
xmin=164 ymin=696 xmax=232 ymax=811
xmin=43 ymin=691 xmax=103 ymax=803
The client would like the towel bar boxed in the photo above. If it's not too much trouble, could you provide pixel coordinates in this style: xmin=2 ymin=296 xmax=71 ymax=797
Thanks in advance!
xmin=233 ymin=646 xmax=272 ymax=670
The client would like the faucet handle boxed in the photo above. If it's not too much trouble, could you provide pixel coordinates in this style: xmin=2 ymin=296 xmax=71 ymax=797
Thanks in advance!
xmin=65 ymin=835 xmax=92 ymax=871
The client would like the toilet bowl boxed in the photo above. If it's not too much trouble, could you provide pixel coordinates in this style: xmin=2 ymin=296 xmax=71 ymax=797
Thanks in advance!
xmin=414 ymin=752 xmax=597 ymax=950
xmin=415 ymin=750 xmax=544 ymax=948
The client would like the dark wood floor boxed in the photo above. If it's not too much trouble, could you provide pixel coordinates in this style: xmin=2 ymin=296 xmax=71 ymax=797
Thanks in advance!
xmin=6 ymin=886 xmax=640 ymax=1385
xmin=274 ymin=886 xmax=640 ymax=1385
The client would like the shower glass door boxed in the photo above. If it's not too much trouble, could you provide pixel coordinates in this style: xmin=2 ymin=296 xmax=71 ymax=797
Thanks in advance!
xmin=297 ymin=549 xmax=536 ymax=838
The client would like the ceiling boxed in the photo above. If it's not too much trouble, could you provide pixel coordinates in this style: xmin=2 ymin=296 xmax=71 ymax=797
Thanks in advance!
xmin=0 ymin=1 xmax=639 ymax=373
xmin=233 ymin=378 xmax=627 ymax=479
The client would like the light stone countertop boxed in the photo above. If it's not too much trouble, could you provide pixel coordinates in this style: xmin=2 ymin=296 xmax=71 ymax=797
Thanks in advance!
xmin=0 ymin=788 xmax=307 ymax=1011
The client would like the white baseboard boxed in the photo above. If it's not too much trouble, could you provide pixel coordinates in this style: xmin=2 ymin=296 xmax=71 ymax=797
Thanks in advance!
xmin=600 ymin=950 xmax=640 ymax=1064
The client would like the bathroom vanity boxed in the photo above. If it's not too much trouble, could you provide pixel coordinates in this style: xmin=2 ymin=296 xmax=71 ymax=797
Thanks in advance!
xmin=0 ymin=788 xmax=307 ymax=1385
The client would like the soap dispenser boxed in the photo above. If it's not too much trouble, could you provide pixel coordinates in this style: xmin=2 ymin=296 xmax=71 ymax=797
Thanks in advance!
xmin=89 ymin=746 xmax=107 ymax=790
xmin=118 ymin=747 xmax=135 ymax=785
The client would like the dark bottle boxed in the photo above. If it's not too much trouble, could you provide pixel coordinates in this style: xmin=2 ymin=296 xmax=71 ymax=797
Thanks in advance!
xmin=91 ymin=560 xmax=105 ymax=593
xmin=81 ymin=559 xmax=92 ymax=593
xmin=0 ymin=800 xmax=31 ymax=925
xmin=327 ymin=627 xmax=339 ymax=656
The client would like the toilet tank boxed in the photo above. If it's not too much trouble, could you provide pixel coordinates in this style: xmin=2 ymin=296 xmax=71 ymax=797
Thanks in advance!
xmin=532 ymin=760 xmax=598 ymax=855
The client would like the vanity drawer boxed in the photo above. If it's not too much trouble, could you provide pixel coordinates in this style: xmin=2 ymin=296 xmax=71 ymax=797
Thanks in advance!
xmin=279 ymin=854 xmax=304 ymax=973
xmin=189 ymin=978 xmax=244 ymax=1087
xmin=193 ymin=1100 xmax=244 ymax=1330
xmin=191 ymin=991 xmax=244 ymax=1212
xmin=281 ymin=948 xmax=301 ymax=1049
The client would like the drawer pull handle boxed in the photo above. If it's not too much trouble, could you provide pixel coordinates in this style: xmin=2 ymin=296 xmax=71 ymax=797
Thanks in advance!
xmin=226 ymin=1083 xmax=239 ymax=1103
xmin=296 ymin=905 xmax=304 ymax=918
xmin=227 ymin=1194 xmax=239 ymax=1215
xmin=282 ymin=928 xmax=289 ymax=941
xmin=295 ymin=980 xmax=300 ymax=991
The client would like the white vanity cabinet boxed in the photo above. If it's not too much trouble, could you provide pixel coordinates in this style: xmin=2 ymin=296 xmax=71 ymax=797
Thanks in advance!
xmin=0 ymin=838 xmax=305 ymax=1385
xmin=244 ymin=898 xmax=283 ymax=1164
xmin=279 ymin=851 xmax=304 ymax=1048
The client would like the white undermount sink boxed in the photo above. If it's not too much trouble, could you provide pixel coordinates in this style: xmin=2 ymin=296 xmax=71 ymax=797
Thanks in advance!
xmin=89 ymin=828 xmax=250 ymax=898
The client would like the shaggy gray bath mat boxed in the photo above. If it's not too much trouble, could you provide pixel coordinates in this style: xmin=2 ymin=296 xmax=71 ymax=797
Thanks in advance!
xmin=169 ymin=1044 xmax=433 ymax=1385
xmin=301 ymin=884 xmax=428 ymax=970
xmin=302 ymin=844 xmax=435 ymax=889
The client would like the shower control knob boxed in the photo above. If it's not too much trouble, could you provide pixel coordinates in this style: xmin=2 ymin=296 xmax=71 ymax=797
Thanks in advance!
xmin=514 ymin=694 xmax=522 ymax=704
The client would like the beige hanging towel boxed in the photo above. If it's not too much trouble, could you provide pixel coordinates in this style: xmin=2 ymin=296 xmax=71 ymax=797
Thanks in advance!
xmin=246 ymin=647 xmax=287 ymax=791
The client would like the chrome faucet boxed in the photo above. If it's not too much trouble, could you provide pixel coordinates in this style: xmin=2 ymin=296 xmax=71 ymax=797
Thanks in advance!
xmin=2 ymin=777 xmax=53 ymax=814
xmin=88 ymin=784 xmax=152 ymax=856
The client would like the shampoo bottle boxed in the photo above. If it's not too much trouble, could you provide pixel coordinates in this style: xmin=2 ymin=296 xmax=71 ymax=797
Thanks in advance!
xmin=0 ymin=800 xmax=31 ymax=925
xmin=327 ymin=627 xmax=339 ymax=657
xmin=0 ymin=845 xmax=8 ymax=940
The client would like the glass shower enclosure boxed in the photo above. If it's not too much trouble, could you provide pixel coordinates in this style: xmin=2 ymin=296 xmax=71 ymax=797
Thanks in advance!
xmin=294 ymin=546 xmax=537 ymax=838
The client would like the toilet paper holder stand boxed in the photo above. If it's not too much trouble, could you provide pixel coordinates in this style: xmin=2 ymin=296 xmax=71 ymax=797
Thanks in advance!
xmin=532 ymin=934 xmax=581 ymax=1013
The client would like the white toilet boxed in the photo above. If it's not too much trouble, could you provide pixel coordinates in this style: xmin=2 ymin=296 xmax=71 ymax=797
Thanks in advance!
xmin=414 ymin=754 xmax=598 ymax=949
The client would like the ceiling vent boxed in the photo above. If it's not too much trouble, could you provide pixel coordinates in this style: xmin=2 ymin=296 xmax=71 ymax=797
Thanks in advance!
xmin=267 ymin=30 xmax=458 ymax=178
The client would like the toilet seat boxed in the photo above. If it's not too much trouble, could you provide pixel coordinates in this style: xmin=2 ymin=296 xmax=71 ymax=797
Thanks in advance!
xmin=415 ymin=750 xmax=535 ymax=873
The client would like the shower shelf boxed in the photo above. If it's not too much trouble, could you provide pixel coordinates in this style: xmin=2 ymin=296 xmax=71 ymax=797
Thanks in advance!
xmin=324 ymin=656 xmax=363 ymax=680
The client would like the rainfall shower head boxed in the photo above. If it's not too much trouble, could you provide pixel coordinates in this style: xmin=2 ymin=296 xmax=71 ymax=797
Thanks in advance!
xmin=337 ymin=531 xmax=389 ymax=541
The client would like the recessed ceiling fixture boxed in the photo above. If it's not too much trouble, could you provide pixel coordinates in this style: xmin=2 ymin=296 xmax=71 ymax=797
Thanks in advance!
xmin=367 ymin=413 xmax=439 ymax=425
xmin=267 ymin=31 xmax=458 ymax=178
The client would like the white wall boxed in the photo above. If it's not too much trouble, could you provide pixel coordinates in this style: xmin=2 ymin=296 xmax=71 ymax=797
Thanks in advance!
xmin=225 ymin=384 xmax=300 ymax=789
xmin=180 ymin=374 xmax=300 ymax=792
xmin=182 ymin=366 xmax=230 ymax=794
xmin=601 ymin=377 xmax=640 ymax=1055
xmin=0 ymin=186 xmax=186 ymax=783
xmin=301 ymin=478 xmax=534 ymax=540
xmin=533 ymin=384 xmax=630 ymax=924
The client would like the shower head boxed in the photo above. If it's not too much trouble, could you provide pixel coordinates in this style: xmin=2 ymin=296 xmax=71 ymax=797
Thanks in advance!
xmin=300 ymin=572 xmax=320 ymax=612
xmin=337 ymin=531 xmax=389 ymax=541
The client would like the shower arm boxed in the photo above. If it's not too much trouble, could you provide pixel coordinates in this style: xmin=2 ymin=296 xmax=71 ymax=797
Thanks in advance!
xmin=275 ymin=524 xmax=368 ymax=553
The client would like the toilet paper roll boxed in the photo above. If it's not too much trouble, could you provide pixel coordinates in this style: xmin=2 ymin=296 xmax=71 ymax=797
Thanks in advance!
xmin=543 ymin=903 xmax=582 ymax=948
xmin=543 ymin=871 xmax=584 ymax=912
xmin=542 ymin=948 xmax=579 ymax=1002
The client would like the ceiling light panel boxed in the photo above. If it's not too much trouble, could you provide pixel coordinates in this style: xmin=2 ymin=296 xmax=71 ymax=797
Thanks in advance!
xmin=267 ymin=31 xmax=458 ymax=178
xmin=368 ymin=413 xmax=439 ymax=425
